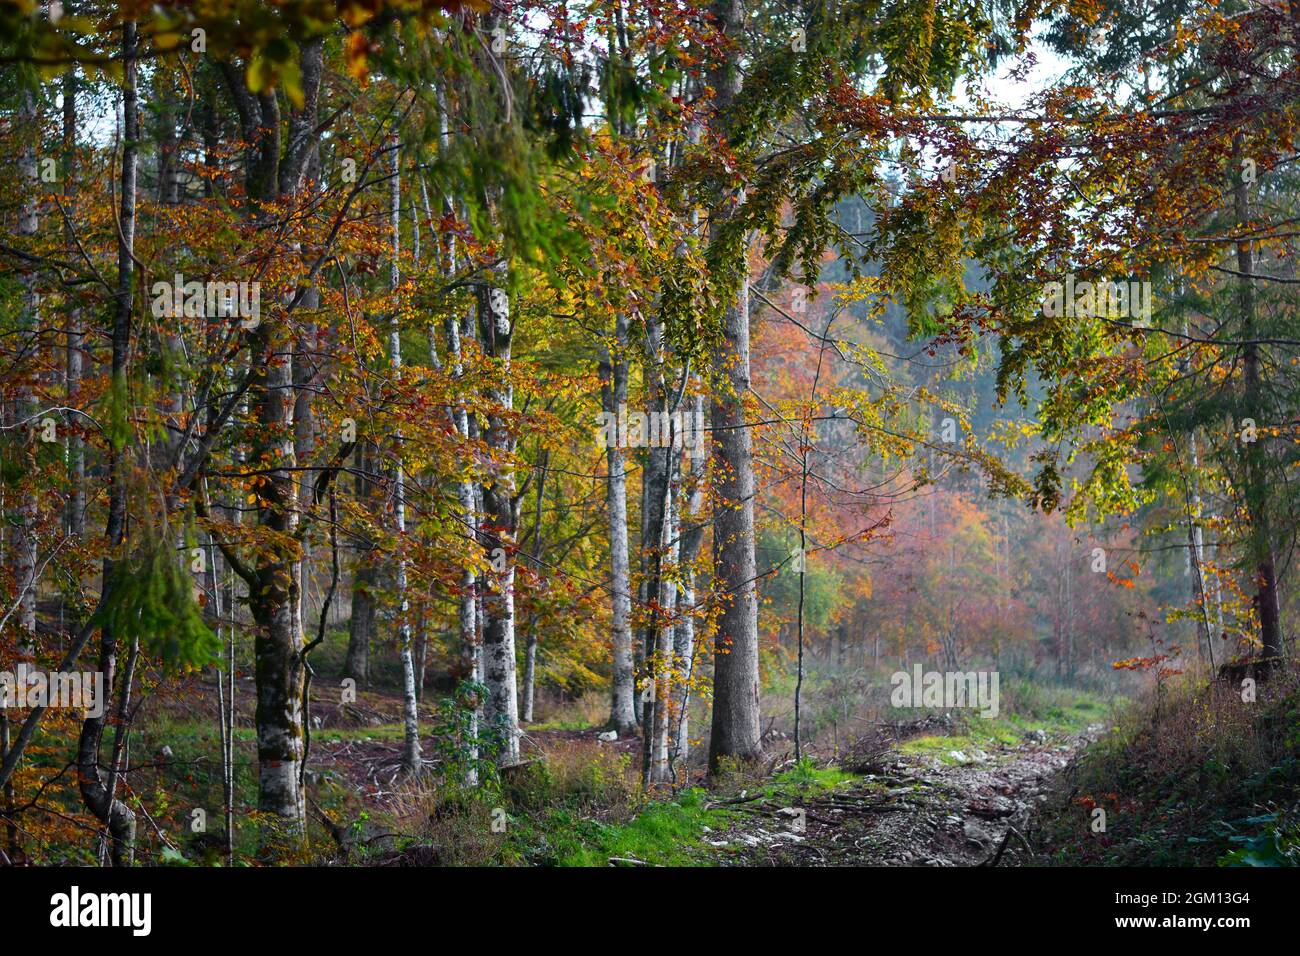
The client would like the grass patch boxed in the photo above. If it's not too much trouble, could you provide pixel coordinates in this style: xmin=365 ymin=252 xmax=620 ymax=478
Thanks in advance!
xmin=771 ymin=761 xmax=855 ymax=791
xmin=537 ymin=789 xmax=725 ymax=866
xmin=891 ymin=686 xmax=1115 ymax=765
xmin=530 ymin=759 xmax=857 ymax=866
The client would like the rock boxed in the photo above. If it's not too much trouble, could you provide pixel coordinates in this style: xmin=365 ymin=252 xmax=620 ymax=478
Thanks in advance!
xmin=159 ymin=745 xmax=173 ymax=759
xmin=963 ymin=820 xmax=992 ymax=846
xmin=948 ymin=749 xmax=970 ymax=764
xmin=775 ymin=807 xmax=806 ymax=832
xmin=597 ymin=730 xmax=618 ymax=742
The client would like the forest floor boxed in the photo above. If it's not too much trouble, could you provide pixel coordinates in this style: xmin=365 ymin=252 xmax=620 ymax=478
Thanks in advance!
xmin=40 ymin=666 xmax=1116 ymax=865
xmin=104 ymin=669 xmax=1298 ymax=867
xmin=26 ymin=660 xmax=1298 ymax=866
xmin=692 ymin=717 xmax=1105 ymax=866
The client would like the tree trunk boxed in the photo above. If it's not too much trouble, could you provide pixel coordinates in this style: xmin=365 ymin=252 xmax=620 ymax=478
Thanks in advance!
xmin=16 ymin=87 xmax=39 ymax=656
xmin=345 ymin=567 xmax=375 ymax=687
xmin=638 ymin=311 xmax=673 ymax=784
xmin=601 ymin=313 xmax=637 ymax=734
xmin=521 ymin=450 xmax=549 ymax=723
xmin=63 ymin=67 xmax=85 ymax=543
xmin=344 ymin=441 xmax=377 ymax=687
xmin=650 ymin=461 xmax=678 ymax=782
xmin=705 ymin=272 xmax=761 ymax=772
xmin=672 ymin=393 xmax=706 ymax=770
xmin=216 ymin=38 xmax=324 ymax=838
xmin=446 ymin=271 xmax=481 ymax=773
xmin=388 ymin=141 xmax=422 ymax=775
xmin=1234 ymin=133 xmax=1283 ymax=660
xmin=477 ymin=267 xmax=520 ymax=764
xmin=77 ymin=22 xmax=139 ymax=867
xmin=705 ymin=0 xmax=762 ymax=774
xmin=432 ymin=91 xmax=482 ymax=779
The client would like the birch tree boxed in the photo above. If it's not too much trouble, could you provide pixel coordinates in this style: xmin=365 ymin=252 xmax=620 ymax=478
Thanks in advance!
xmin=388 ymin=139 xmax=422 ymax=775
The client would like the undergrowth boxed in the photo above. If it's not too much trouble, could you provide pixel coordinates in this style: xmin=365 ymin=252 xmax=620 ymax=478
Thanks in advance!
xmin=1036 ymin=665 xmax=1300 ymax=866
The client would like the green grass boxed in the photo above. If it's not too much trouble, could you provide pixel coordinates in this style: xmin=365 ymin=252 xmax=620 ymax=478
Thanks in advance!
xmin=538 ymin=789 xmax=725 ymax=866
xmin=899 ymin=734 xmax=988 ymax=762
xmin=517 ymin=759 xmax=857 ymax=866
xmin=771 ymin=761 xmax=855 ymax=791
xmin=895 ymin=687 xmax=1115 ymax=763
xmin=1003 ymin=682 xmax=1114 ymax=734
xmin=525 ymin=717 xmax=598 ymax=732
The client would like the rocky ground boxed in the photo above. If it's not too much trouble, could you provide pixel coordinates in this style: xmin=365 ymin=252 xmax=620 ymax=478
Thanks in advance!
xmin=695 ymin=720 xmax=1105 ymax=866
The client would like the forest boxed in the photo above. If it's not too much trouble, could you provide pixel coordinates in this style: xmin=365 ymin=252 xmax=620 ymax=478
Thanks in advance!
xmin=0 ymin=0 xmax=1298 ymax=898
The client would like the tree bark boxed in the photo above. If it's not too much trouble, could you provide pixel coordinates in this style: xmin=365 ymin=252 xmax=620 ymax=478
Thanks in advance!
xmin=705 ymin=0 xmax=762 ymax=774
xmin=388 ymin=141 xmax=422 ymax=775
xmin=601 ymin=313 xmax=637 ymax=734
xmin=671 ymin=392 xmax=707 ymax=771
xmin=16 ymin=87 xmax=39 ymax=656
xmin=434 ymin=97 xmax=481 ymax=776
xmin=477 ymin=267 xmax=520 ymax=764
xmin=521 ymin=449 xmax=549 ymax=723
xmin=705 ymin=272 xmax=761 ymax=771
xmin=1234 ymin=133 xmax=1284 ymax=660
xmin=63 ymin=66 xmax=85 ymax=543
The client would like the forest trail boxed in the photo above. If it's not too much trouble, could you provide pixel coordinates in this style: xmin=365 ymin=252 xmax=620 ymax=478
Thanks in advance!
xmin=696 ymin=723 xmax=1106 ymax=866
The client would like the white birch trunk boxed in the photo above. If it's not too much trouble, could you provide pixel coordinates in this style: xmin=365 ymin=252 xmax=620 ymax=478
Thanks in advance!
xmin=478 ymin=266 xmax=520 ymax=764
xmin=389 ymin=143 xmax=422 ymax=775
xmin=435 ymin=94 xmax=481 ymax=781
xmin=672 ymin=392 xmax=707 ymax=770
xmin=651 ymin=472 xmax=677 ymax=782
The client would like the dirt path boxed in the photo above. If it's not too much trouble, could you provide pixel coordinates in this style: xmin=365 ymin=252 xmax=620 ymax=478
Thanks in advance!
xmin=697 ymin=724 xmax=1104 ymax=866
